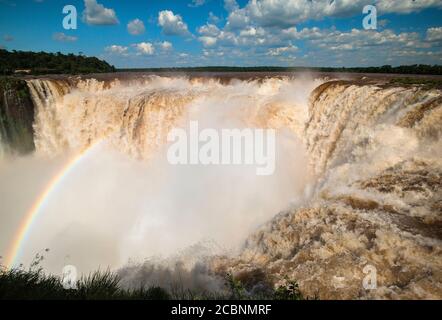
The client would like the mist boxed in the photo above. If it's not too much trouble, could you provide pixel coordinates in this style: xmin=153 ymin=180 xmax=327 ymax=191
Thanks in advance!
xmin=0 ymin=75 xmax=319 ymax=277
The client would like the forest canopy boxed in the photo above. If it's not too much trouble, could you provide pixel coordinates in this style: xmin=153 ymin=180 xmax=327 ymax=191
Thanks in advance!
xmin=120 ymin=65 xmax=442 ymax=75
xmin=0 ymin=49 xmax=116 ymax=75
xmin=1 ymin=49 xmax=441 ymax=76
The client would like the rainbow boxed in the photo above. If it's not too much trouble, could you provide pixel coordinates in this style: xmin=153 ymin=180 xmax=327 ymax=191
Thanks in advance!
xmin=5 ymin=141 xmax=103 ymax=269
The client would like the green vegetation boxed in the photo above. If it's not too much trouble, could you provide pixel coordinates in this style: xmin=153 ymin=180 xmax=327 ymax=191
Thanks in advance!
xmin=225 ymin=272 xmax=248 ymax=299
xmin=0 ymin=268 xmax=172 ymax=300
xmin=119 ymin=64 xmax=442 ymax=75
xmin=0 ymin=259 xmax=304 ymax=300
xmin=273 ymin=279 xmax=303 ymax=300
xmin=389 ymin=77 xmax=442 ymax=89
xmin=224 ymin=273 xmax=304 ymax=300
xmin=0 ymin=49 xmax=115 ymax=75
xmin=1 ymin=49 xmax=440 ymax=76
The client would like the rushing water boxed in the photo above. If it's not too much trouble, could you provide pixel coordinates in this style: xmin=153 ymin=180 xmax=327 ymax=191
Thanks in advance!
xmin=0 ymin=74 xmax=441 ymax=299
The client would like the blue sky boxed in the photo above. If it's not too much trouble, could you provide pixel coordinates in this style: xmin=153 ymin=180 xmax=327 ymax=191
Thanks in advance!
xmin=0 ymin=0 xmax=441 ymax=68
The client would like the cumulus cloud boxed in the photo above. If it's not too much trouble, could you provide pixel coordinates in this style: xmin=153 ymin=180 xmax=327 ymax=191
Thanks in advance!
xmin=239 ymin=26 xmax=263 ymax=37
xmin=224 ymin=0 xmax=239 ymax=12
xmin=280 ymin=26 xmax=323 ymax=41
xmin=93 ymin=0 xmax=440 ymax=66
xmin=208 ymin=12 xmax=221 ymax=24
xmin=194 ymin=10 xmax=442 ymax=66
xmin=158 ymin=10 xmax=190 ymax=36
xmin=105 ymin=45 xmax=128 ymax=55
xmin=267 ymin=44 xmax=298 ymax=56
xmin=133 ymin=42 xmax=155 ymax=55
xmin=198 ymin=36 xmax=218 ymax=47
xmin=226 ymin=0 xmax=442 ymax=28
xmin=52 ymin=32 xmax=78 ymax=42
xmin=295 ymin=27 xmax=440 ymax=66
xmin=426 ymin=27 xmax=442 ymax=42
xmin=197 ymin=0 xmax=441 ymax=63
xmin=127 ymin=19 xmax=145 ymax=35
xmin=158 ymin=41 xmax=173 ymax=51
xmin=83 ymin=0 xmax=119 ymax=26
xmin=198 ymin=24 xmax=220 ymax=37
xmin=377 ymin=0 xmax=442 ymax=14
xmin=225 ymin=8 xmax=250 ymax=30
xmin=311 ymin=28 xmax=429 ymax=51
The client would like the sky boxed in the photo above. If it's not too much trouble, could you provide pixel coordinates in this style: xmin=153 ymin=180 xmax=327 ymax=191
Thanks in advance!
xmin=0 ymin=0 xmax=441 ymax=68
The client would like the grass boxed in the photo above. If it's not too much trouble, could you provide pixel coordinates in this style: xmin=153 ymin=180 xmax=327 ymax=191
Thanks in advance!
xmin=0 ymin=264 xmax=304 ymax=300
xmin=0 ymin=250 xmax=305 ymax=300
xmin=0 ymin=267 xmax=172 ymax=300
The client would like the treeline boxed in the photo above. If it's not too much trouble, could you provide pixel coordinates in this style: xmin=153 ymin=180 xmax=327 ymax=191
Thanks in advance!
xmin=0 ymin=49 xmax=115 ymax=75
xmin=120 ymin=64 xmax=442 ymax=75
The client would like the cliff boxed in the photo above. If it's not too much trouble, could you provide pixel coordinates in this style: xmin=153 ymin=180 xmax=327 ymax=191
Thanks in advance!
xmin=0 ymin=77 xmax=35 ymax=155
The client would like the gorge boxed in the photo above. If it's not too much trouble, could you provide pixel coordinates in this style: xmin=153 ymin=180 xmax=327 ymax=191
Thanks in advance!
xmin=0 ymin=73 xmax=441 ymax=299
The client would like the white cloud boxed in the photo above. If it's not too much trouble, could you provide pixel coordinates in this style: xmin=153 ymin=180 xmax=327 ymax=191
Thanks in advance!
xmin=239 ymin=27 xmax=264 ymax=37
xmin=280 ymin=27 xmax=323 ymax=41
xmin=377 ymin=0 xmax=442 ymax=14
xmin=158 ymin=10 xmax=190 ymax=36
xmin=127 ymin=19 xmax=145 ymax=35
xmin=311 ymin=28 xmax=428 ymax=51
xmin=194 ymin=14 xmax=442 ymax=66
xmin=426 ymin=27 xmax=442 ymax=42
xmin=227 ymin=0 xmax=442 ymax=28
xmin=295 ymin=27 xmax=440 ymax=66
xmin=83 ymin=0 xmax=119 ymax=26
xmin=267 ymin=44 xmax=298 ymax=56
xmin=159 ymin=41 xmax=173 ymax=51
xmin=224 ymin=0 xmax=239 ymax=12
xmin=133 ymin=42 xmax=155 ymax=55
xmin=225 ymin=8 xmax=250 ymax=30
xmin=328 ymin=43 xmax=354 ymax=51
xmin=198 ymin=24 xmax=220 ymax=37
xmin=52 ymin=32 xmax=78 ymax=42
xmin=105 ymin=45 xmax=128 ymax=55
xmin=189 ymin=0 xmax=205 ymax=8
xmin=198 ymin=36 xmax=218 ymax=47
xmin=208 ymin=12 xmax=221 ymax=24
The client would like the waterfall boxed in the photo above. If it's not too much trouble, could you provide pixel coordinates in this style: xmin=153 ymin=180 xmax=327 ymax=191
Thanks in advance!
xmin=1 ymin=74 xmax=440 ymax=299
xmin=25 ymin=76 xmax=321 ymax=159
xmin=233 ymin=80 xmax=442 ymax=300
